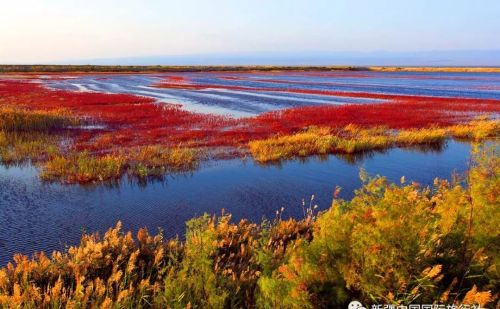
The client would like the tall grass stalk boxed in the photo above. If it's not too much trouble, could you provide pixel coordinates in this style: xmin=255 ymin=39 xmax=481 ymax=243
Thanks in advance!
xmin=249 ymin=118 xmax=499 ymax=163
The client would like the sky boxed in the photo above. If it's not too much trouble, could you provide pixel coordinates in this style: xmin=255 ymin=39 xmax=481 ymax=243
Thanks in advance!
xmin=1 ymin=0 xmax=500 ymax=64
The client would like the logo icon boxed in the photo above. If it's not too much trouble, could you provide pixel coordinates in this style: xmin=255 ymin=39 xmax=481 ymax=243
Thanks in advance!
xmin=348 ymin=300 xmax=366 ymax=309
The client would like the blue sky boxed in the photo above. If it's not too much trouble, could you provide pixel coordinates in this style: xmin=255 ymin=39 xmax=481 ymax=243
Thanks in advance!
xmin=1 ymin=0 xmax=499 ymax=64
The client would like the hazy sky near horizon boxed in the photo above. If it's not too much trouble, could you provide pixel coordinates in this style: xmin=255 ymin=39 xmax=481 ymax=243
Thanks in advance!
xmin=1 ymin=0 xmax=499 ymax=63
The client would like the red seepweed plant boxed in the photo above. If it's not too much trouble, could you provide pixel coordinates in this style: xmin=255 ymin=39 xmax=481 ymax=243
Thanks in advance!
xmin=0 ymin=75 xmax=499 ymax=181
xmin=2 ymin=77 xmax=500 ymax=150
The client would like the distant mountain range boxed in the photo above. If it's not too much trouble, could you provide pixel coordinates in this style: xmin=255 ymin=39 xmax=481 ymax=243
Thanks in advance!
xmin=66 ymin=50 xmax=500 ymax=66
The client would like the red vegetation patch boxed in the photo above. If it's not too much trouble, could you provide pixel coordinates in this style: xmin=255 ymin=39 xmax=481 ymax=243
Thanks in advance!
xmin=163 ymin=75 xmax=189 ymax=83
xmin=1 ymin=77 xmax=499 ymax=156
xmin=0 ymin=79 xmax=236 ymax=150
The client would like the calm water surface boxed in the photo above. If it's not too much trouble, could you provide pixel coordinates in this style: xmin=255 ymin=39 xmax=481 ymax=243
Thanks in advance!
xmin=0 ymin=141 xmax=472 ymax=265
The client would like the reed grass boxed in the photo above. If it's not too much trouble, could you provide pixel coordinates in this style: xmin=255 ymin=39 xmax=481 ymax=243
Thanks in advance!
xmin=449 ymin=116 xmax=500 ymax=140
xmin=0 ymin=132 xmax=6 ymax=148
xmin=396 ymin=127 xmax=447 ymax=144
xmin=248 ymin=127 xmax=336 ymax=162
xmin=41 ymin=152 xmax=125 ymax=183
xmin=0 ymin=107 xmax=76 ymax=164
xmin=0 ymin=131 xmax=60 ymax=165
xmin=40 ymin=146 xmax=200 ymax=183
xmin=127 ymin=145 xmax=200 ymax=178
xmin=249 ymin=118 xmax=499 ymax=163
xmin=0 ymin=144 xmax=497 ymax=308
xmin=0 ymin=107 xmax=79 ymax=132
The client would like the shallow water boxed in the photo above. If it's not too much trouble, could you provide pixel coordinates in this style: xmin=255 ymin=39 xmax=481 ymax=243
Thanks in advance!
xmin=0 ymin=140 xmax=472 ymax=265
xmin=43 ymin=71 xmax=500 ymax=117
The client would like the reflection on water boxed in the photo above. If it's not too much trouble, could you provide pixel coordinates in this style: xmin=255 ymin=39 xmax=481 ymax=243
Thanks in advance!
xmin=260 ymin=141 xmax=448 ymax=167
xmin=0 ymin=140 xmax=472 ymax=265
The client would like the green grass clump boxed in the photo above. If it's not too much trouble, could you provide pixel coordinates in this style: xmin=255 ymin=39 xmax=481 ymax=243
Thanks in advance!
xmin=127 ymin=145 xmax=200 ymax=178
xmin=0 ymin=107 xmax=76 ymax=165
xmin=0 ymin=107 xmax=79 ymax=132
xmin=0 ymin=131 xmax=60 ymax=165
xmin=41 ymin=152 xmax=125 ymax=183
xmin=0 ymin=144 xmax=497 ymax=308
xmin=39 ymin=146 xmax=201 ymax=183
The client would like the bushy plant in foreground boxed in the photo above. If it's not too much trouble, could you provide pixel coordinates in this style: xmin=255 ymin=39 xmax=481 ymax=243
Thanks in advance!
xmin=0 ymin=144 xmax=497 ymax=308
